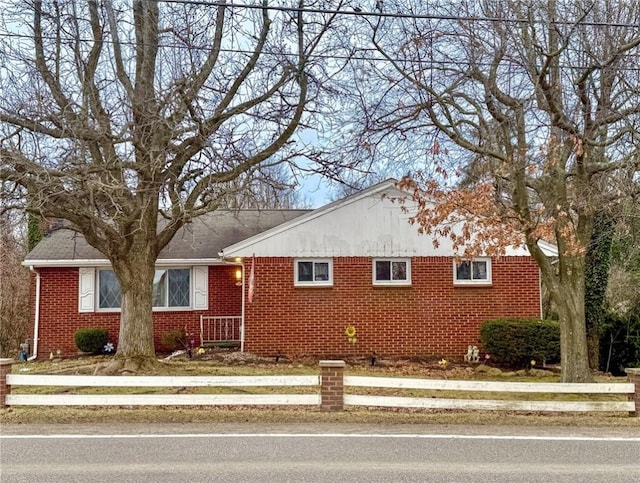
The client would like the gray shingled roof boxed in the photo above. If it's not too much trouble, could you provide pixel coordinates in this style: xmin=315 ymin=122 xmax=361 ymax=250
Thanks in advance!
xmin=24 ymin=210 xmax=310 ymax=263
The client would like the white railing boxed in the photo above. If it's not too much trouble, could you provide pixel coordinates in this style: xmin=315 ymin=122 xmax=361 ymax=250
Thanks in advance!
xmin=200 ymin=315 xmax=242 ymax=346
xmin=344 ymin=376 xmax=636 ymax=413
xmin=5 ymin=374 xmax=319 ymax=406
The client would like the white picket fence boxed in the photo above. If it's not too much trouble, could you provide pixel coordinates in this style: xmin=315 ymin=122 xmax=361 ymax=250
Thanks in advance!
xmin=4 ymin=372 xmax=637 ymax=414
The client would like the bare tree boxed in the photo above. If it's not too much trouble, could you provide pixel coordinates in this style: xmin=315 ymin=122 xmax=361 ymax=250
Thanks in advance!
xmin=0 ymin=213 xmax=30 ymax=358
xmin=349 ymin=0 xmax=640 ymax=381
xmin=0 ymin=0 xmax=352 ymax=371
xmin=607 ymin=203 xmax=640 ymax=317
xmin=223 ymin=164 xmax=310 ymax=209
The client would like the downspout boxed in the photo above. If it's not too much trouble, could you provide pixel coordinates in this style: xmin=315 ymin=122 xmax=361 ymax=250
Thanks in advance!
xmin=539 ymin=268 xmax=543 ymax=319
xmin=241 ymin=262 xmax=245 ymax=353
xmin=28 ymin=266 xmax=40 ymax=361
xmin=219 ymin=250 xmax=245 ymax=352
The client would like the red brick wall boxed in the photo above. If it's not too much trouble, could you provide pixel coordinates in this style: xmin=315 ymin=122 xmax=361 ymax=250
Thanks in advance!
xmin=30 ymin=257 xmax=541 ymax=359
xmin=243 ymin=256 xmax=541 ymax=358
xmin=31 ymin=266 xmax=241 ymax=357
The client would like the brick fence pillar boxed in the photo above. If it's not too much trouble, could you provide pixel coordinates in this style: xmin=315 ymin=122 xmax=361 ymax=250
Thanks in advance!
xmin=625 ymin=368 xmax=640 ymax=417
xmin=319 ymin=360 xmax=345 ymax=412
xmin=0 ymin=358 xmax=14 ymax=408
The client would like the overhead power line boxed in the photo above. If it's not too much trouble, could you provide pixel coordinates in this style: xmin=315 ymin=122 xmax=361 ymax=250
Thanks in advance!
xmin=2 ymin=29 xmax=640 ymax=72
xmin=156 ymin=0 xmax=640 ymax=29
xmin=1 ymin=2 xmax=639 ymax=72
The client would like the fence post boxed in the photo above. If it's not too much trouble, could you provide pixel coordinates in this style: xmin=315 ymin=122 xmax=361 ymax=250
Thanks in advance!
xmin=625 ymin=368 xmax=640 ymax=417
xmin=0 ymin=358 xmax=13 ymax=408
xmin=319 ymin=360 xmax=345 ymax=412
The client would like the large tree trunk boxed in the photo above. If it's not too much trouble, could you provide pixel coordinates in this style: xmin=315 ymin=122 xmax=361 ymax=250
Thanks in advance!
xmin=102 ymin=226 xmax=161 ymax=374
xmin=117 ymin=262 xmax=156 ymax=359
xmin=552 ymin=258 xmax=593 ymax=383
xmin=531 ymin=229 xmax=593 ymax=383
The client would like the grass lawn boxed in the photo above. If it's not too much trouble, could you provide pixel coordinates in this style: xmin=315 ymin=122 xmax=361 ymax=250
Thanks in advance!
xmin=1 ymin=352 xmax=638 ymax=428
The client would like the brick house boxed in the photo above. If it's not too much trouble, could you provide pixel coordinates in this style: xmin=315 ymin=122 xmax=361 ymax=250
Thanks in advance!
xmin=23 ymin=180 xmax=553 ymax=359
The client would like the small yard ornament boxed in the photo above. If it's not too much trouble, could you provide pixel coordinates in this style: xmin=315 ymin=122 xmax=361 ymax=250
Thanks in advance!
xmin=464 ymin=345 xmax=480 ymax=363
xmin=19 ymin=340 xmax=30 ymax=361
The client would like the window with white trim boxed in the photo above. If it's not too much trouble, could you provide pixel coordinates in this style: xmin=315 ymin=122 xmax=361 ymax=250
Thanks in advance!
xmin=153 ymin=268 xmax=190 ymax=307
xmin=89 ymin=267 xmax=207 ymax=311
xmin=294 ymin=259 xmax=333 ymax=286
xmin=454 ymin=258 xmax=492 ymax=285
xmin=98 ymin=270 xmax=121 ymax=309
xmin=373 ymin=258 xmax=411 ymax=285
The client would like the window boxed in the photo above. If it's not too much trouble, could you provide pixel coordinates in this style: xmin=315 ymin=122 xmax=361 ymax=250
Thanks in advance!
xmin=454 ymin=258 xmax=491 ymax=285
xmin=97 ymin=268 xmax=192 ymax=310
xmin=373 ymin=258 xmax=411 ymax=285
xmin=98 ymin=270 xmax=121 ymax=309
xmin=153 ymin=268 xmax=190 ymax=308
xmin=294 ymin=259 xmax=333 ymax=286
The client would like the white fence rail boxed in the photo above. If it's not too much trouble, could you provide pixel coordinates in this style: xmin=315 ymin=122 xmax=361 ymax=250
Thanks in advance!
xmin=6 ymin=394 xmax=319 ymax=406
xmin=5 ymin=374 xmax=319 ymax=407
xmin=344 ymin=376 xmax=636 ymax=413
xmin=8 ymin=374 xmax=316 ymax=387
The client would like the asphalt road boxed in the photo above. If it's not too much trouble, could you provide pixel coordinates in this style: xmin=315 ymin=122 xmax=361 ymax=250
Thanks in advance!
xmin=2 ymin=424 xmax=639 ymax=482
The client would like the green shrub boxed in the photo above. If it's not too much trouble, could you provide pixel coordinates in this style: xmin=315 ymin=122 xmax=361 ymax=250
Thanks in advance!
xmin=74 ymin=328 xmax=109 ymax=354
xmin=600 ymin=312 xmax=640 ymax=376
xmin=161 ymin=328 xmax=187 ymax=351
xmin=479 ymin=318 xmax=560 ymax=367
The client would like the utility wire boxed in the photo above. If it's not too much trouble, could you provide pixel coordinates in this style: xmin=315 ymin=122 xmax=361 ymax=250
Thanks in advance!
xmin=156 ymin=0 xmax=640 ymax=29
xmin=2 ymin=30 xmax=640 ymax=71
xmin=1 ymin=1 xmax=639 ymax=71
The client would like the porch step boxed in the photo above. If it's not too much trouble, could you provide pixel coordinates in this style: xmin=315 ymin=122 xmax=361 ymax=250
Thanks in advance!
xmin=200 ymin=341 xmax=241 ymax=349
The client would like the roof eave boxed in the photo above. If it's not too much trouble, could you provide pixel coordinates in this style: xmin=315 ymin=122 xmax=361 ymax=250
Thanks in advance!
xmin=21 ymin=258 xmax=224 ymax=268
xmin=536 ymin=239 xmax=559 ymax=257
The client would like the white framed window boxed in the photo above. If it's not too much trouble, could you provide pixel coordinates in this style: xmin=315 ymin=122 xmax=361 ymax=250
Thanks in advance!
xmin=373 ymin=258 xmax=411 ymax=286
xmin=86 ymin=267 xmax=208 ymax=312
xmin=98 ymin=270 xmax=121 ymax=309
xmin=294 ymin=259 xmax=333 ymax=287
xmin=453 ymin=258 xmax=492 ymax=285
xmin=153 ymin=268 xmax=191 ymax=308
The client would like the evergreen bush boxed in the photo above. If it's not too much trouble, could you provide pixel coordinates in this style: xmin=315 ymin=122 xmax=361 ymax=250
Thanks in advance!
xmin=480 ymin=318 xmax=560 ymax=367
xmin=74 ymin=328 xmax=109 ymax=354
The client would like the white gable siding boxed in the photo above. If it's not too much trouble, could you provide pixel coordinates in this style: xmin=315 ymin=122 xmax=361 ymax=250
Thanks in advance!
xmin=223 ymin=187 xmax=532 ymax=258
